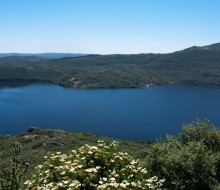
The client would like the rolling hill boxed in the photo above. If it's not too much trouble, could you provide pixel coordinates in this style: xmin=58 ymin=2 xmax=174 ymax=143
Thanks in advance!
xmin=0 ymin=53 xmax=89 ymax=59
xmin=0 ymin=43 xmax=220 ymax=88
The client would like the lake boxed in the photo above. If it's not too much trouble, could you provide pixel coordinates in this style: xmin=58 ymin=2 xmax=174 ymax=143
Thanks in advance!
xmin=0 ymin=83 xmax=220 ymax=140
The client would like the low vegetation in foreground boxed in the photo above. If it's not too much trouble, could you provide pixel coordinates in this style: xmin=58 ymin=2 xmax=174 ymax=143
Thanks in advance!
xmin=1 ymin=120 xmax=220 ymax=189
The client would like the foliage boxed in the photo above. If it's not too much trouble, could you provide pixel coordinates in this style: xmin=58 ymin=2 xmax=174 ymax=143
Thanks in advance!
xmin=146 ymin=120 xmax=220 ymax=190
xmin=178 ymin=120 xmax=220 ymax=151
xmin=2 ymin=120 xmax=220 ymax=189
xmin=25 ymin=141 xmax=164 ymax=190
xmin=0 ymin=142 xmax=30 ymax=190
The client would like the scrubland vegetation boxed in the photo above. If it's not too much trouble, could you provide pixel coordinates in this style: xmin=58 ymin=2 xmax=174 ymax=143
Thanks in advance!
xmin=1 ymin=120 xmax=220 ymax=189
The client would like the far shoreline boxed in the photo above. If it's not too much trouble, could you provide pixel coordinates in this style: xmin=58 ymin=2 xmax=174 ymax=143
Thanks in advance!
xmin=1 ymin=79 xmax=220 ymax=90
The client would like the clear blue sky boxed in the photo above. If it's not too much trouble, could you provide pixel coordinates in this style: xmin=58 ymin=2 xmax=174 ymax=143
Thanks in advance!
xmin=0 ymin=0 xmax=220 ymax=54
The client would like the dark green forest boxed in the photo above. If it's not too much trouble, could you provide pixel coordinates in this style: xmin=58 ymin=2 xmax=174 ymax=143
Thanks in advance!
xmin=1 ymin=43 xmax=220 ymax=88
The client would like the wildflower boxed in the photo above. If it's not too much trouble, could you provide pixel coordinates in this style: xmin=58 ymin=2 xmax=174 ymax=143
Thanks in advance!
xmin=131 ymin=182 xmax=137 ymax=187
xmin=110 ymin=177 xmax=116 ymax=181
xmin=23 ymin=161 xmax=31 ymax=167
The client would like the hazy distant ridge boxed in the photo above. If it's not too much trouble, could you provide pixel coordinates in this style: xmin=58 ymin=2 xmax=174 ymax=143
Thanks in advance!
xmin=0 ymin=53 xmax=89 ymax=59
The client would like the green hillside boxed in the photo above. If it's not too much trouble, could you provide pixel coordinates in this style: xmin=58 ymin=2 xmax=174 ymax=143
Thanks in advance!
xmin=2 ymin=120 xmax=220 ymax=189
xmin=1 ymin=43 xmax=220 ymax=88
xmin=0 ymin=128 xmax=150 ymax=170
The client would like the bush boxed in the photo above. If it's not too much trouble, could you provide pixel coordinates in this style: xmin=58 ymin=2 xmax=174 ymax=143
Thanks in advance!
xmin=178 ymin=120 xmax=220 ymax=151
xmin=25 ymin=141 xmax=164 ymax=190
xmin=146 ymin=120 xmax=220 ymax=190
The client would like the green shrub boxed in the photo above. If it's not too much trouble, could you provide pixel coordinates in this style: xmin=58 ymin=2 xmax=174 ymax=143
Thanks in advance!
xmin=178 ymin=120 xmax=220 ymax=151
xmin=146 ymin=120 xmax=220 ymax=190
xmin=25 ymin=141 xmax=164 ymax=190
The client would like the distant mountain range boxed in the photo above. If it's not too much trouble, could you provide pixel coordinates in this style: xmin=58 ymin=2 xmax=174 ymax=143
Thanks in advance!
xmin=0 ymin=53 xmax=89 ymax=59
xmin=1 ymin=43 xmax=220 ymax=58
xmin=0 ymin=43 xmax=220 ymax=88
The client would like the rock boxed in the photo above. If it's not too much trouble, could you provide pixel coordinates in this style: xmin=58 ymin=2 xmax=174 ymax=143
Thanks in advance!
xmin=27 ymin=127 xmax=41 ymax=133
xmin=43 ymin=142 xmax=64 ymax=147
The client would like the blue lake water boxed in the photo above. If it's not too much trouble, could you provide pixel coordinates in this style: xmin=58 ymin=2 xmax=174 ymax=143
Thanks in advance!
xmin=0 ymin=83 xmax=220 ymax=140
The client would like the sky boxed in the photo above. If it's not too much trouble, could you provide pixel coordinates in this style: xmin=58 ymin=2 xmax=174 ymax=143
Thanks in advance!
xmin=0 ymin=0 xmax=220 ymax=54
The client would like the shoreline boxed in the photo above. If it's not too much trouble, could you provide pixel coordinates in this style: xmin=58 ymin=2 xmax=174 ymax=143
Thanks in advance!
xmin=1 ymin=79 xmax=220 ymax=89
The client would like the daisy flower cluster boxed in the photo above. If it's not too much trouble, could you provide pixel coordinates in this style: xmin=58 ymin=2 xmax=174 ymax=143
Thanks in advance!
xmin=25 ymin=141 xmax=164 ymax=190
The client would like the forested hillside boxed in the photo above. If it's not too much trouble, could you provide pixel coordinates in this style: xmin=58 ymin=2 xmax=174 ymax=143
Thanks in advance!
xmin=0 ymin=43 xmax=220 ymax=88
